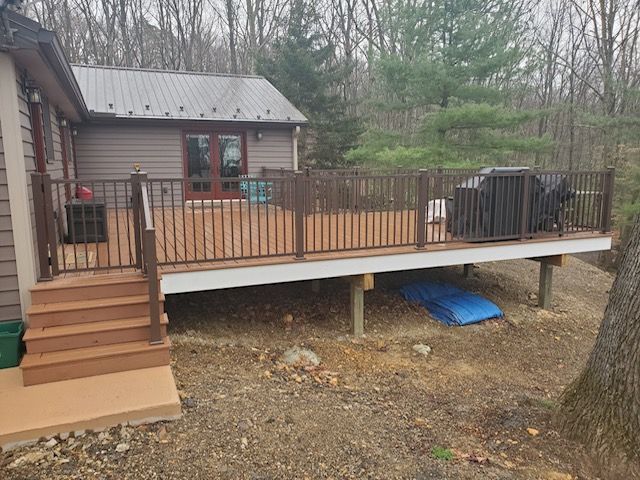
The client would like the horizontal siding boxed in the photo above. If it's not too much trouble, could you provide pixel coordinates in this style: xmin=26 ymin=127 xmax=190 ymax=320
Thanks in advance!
xmin=74 ymin=124 xmax=295 ymax=205
xmin=17 ymin=66 xmax=74 ymax=298
xmin=76 ymin=124 xmax=295 ymax=179
xmin=18 ymin=80 xmax=40 ymax=287
xmin=0 ymin=91 xmax=22 ymax=322
xmin=247 ymin=128 xmax=294 ymax=174
xmin=75 ymin=125 xmax=184 ymax=179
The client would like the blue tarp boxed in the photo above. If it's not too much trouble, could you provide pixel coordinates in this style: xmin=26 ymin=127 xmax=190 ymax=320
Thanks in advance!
xmin=400 ymin=281 xmax=503 ymax=326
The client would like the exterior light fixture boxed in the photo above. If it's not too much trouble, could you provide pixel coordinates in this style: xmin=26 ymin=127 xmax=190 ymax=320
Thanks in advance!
xmin=27 ymin=88 xmax=42 ymax=104
xmin=59 ymin=118 xmax=68 ymax=128
xmin=71 ymin=128 xmax=78 ymax=136
xmin=256 ymin=130 xmax=263 ymax=141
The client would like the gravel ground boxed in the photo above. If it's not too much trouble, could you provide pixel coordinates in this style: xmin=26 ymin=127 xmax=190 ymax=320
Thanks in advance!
xmin=1 ymin=257 xmax=615 ymax=479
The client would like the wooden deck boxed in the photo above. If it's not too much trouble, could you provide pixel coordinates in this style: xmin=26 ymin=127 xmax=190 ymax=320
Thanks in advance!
xmin=55 ymin=203 xmax=608 ymax=277
xmin=56 ymin=204 xmax=451 ymax=274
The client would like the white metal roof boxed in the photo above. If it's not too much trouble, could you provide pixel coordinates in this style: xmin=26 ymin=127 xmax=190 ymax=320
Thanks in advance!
xmin=71 ymin=64 xmax=307 ymax=124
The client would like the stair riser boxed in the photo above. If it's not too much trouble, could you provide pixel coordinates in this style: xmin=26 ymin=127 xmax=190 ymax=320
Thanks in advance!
xmin=22 ymin=348 xmax=171 ymax=386
xmin=31 ymin=281 xmax=160 ymax=304
xmin=25 ymin=325 xmax=168 ymax=354
xmin=29 ymin=301 xmax=165 ymax=328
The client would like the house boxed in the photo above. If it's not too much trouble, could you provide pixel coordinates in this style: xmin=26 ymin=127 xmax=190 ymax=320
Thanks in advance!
xmin=0 ymin=10 xmax=614 ymax=449
xmin=0 ymin=10 xmax=307 ymax=320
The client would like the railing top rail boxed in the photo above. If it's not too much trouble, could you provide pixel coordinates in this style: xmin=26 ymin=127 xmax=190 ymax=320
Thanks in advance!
xmin=50 ymin=177 xmax=134 ymax=184
xmin=145 ymin=176 xmax=295 ymax=183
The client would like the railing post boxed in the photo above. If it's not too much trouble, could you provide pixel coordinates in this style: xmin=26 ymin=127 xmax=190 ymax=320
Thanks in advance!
xmin=416 ymin=169 xmax=428 ymax=249
xmin=42 ymin=174 xmax=60 ymax=276
xmin=294 ymin=171 xmax=305 ymax=260
xmin=31 ymin=173 xmax=53 ymax=281
xmin=601 ymin=166 xmax=615 ymax=233
xmin=520 ymin=169 xmax=531 ymax=240
xmin=145 ymin=227 xmax=162 ymax=344
xmin=130 ymin=171 xmax=144 ymax=270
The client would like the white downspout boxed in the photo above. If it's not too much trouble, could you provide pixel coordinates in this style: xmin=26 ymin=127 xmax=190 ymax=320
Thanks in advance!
xmin=292 ymin=126 xmax=300 ymax=170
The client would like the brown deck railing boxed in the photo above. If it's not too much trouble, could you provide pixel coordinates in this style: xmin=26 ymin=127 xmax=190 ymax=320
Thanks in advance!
xmin=32 ymin=166 xmax=615 ymax=341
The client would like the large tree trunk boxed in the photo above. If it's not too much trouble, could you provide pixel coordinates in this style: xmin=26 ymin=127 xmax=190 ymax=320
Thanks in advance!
xmin=559 ymin=217 xmax=640 ymax=474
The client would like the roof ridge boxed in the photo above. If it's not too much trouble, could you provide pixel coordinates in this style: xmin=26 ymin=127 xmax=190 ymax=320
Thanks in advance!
xmin=70 ymin=63 xmax=265 ymax=80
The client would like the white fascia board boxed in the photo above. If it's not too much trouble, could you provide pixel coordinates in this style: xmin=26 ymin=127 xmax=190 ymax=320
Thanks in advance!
xmin=161 ymin=235 xmax=611 ymax=294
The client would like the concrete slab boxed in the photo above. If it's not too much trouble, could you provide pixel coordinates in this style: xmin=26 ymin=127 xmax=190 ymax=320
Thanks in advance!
xmin=0 ymin=366 xmax=181 ymax=451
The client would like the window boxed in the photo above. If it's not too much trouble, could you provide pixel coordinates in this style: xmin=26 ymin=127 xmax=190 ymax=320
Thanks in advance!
xmin=41 ymin=97 xmax=55 ymax=164
xmin=218 ymin=134 xmax=243 ymax=193
xmin=27 ymin=88 xmax=47 ymax=173
xmin=185 ymin=133 xmax=211 ymax=193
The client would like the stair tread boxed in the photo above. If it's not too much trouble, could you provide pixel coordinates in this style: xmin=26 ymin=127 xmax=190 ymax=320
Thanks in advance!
xmin=30 ymin=272 xmax=152 ymax=291
xmin=27 ymin=293 xmax=165 ymax=315
xmin=24 ymin=314 xmax=169 ymax=340
xmin=21 ymin=338 xmax=171 ymax=368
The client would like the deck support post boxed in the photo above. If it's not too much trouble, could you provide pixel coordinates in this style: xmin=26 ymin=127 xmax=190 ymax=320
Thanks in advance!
xmin=538 ymin=262 xmax=553 ymax=310
xmin=350 ymin=275 xmax=365 ymax=337
xmin=463 ymin=263 xmax=473 ymax=278
xmin=311 ymin=279 xmax=321 ymax=293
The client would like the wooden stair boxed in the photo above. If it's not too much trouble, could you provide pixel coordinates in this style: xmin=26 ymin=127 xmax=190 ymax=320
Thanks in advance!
xmin=21 ymin=273 xmax=170 ymax=386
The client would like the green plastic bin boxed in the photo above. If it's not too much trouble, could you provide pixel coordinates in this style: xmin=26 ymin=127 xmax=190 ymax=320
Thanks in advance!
xmin=0 ymin=320 xmax=23 ymax=369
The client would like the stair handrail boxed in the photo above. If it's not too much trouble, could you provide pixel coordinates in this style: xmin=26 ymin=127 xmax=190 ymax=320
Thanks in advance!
xmin=132 ymin=171 xmax=162 ymax=345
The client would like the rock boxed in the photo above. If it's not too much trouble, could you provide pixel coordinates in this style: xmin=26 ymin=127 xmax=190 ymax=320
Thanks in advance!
xmin=281 ymin=346 xmax=320 ymax=368
xmin=98 ymin=431 xmax=111 ymax=443
xmin=545 ymin=472 xmax=573 ymax=480
xmin=59 ymin=432 xmax=70 ymax=441
xmin=44 ymin=438 xmax=58 ymax=448
xmin=414 ymin=417 xmax=427 ymax=427
xmin=115 ymin=443 xmax=130 ymax=453
xmin=8 ymin=451 xmax=48 ymax=468
xmin=157 ymin=426 xmax=169 ymax=443
xmin=119 ymin=425 xmax=131 ymax=440
xmin=412 ymin=344 xmax=432 ymax=356
xmin=237 ymin=419 xmax=253 ymax=432
xmin=183 ymin=397 xmax=196 ymax=408
xmin=281 ymin=313 xmax=294 ymax=326
xmin=526 ymin=427 xmax=540 ymax=436
xmin=240 ymin=437 xmax=248 ymax=449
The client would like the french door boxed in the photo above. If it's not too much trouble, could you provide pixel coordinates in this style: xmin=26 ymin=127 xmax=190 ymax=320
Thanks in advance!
xmin=183 ymin=131 xmax=247 ymax=200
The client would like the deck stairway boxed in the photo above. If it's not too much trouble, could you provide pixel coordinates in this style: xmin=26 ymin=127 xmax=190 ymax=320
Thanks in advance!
xmin=20 ymin=273 xmax=170 ymax=386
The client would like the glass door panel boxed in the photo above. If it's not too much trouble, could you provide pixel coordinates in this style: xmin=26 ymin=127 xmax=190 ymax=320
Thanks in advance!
xmin=218 ymin=134 xmax=243 ymax=195
xmin=185 ymin=133 xmax=212 ymax=197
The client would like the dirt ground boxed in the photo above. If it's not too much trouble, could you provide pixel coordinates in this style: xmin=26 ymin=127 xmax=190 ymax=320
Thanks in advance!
xmin=1 ymin=257 xmax=618 ymax=479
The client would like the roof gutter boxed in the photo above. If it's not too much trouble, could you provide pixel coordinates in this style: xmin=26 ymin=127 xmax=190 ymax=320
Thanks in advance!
xmin=3 ymin=10 xmax=89 ymax=120
xmin=37 ymin=29 xmax=89 ymax=119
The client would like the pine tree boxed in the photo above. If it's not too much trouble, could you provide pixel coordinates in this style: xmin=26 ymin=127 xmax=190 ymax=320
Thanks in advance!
xmin=256 ymin=0 xmax=361 ymax=167
xmin=349 ymin=0 xmax=548 ymax=168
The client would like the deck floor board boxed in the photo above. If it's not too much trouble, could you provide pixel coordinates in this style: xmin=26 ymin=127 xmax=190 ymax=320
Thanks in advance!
xmin=55 ymin=203 xmax=603 ymax=277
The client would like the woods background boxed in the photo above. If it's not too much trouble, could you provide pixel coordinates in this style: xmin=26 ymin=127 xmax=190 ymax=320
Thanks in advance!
xmin=18 ymin=0 xmax=640 ymax=233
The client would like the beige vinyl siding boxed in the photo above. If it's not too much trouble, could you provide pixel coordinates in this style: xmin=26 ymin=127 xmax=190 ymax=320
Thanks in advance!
xmin=17 ymin=67 xmax=75 ymax=280
xmin=74 ymin=123 xmax=295 ymax=203
xmin=75 ymin=124 xmax=294 ymax=178
xmin=246 ymin=128 xmax=294 ymax=174
xmin=75 ymin=125 xmax=184 ymax=179
xmin=74 ymin=124 xmax=184 ymax=204
xmin=0 ymin=106 xmax=24 ymax=322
